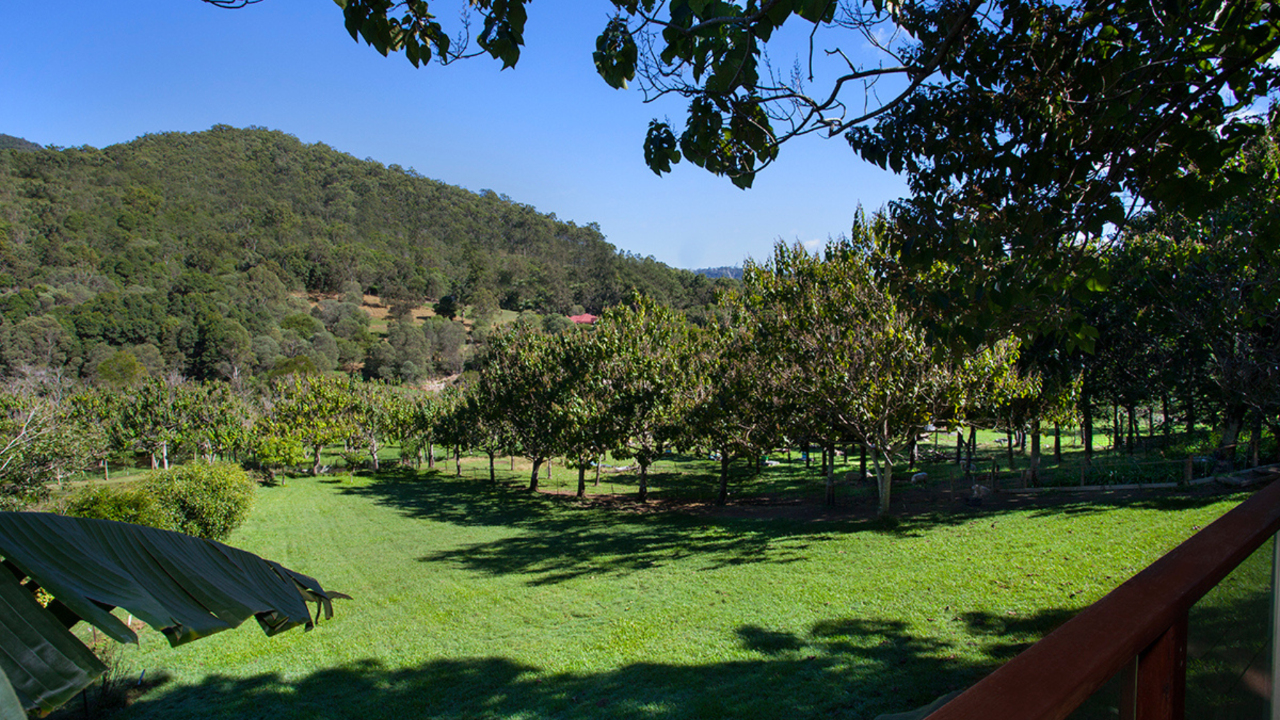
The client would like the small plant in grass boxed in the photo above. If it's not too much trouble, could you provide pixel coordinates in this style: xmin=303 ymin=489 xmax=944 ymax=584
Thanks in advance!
xmin=341 ymin=451 xmax=366 ymax=470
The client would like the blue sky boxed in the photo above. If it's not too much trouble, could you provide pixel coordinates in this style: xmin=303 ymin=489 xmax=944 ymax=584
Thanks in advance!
xmin=0 ymin=1 xmax=909 ymax=270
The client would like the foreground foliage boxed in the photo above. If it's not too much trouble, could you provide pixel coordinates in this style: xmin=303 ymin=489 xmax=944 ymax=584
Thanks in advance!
xmin=0 ymin=513 xmax=341 ymax=716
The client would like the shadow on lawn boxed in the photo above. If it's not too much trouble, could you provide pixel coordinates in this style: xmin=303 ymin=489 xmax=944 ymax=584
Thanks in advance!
xmin=337 ymin=470 xmax=1252 ymax=586
xmin=343 ymin=470 xmax=837 ymax=584
xmin=118 ymin=616 xmax=1018 ymax=720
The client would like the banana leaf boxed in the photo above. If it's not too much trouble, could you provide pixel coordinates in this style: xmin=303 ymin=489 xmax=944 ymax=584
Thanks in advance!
xmin=0 ymin=512 xmax=346 ymax=716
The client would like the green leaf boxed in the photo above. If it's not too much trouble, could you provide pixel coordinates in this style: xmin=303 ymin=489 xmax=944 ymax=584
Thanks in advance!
xmin=0 ymin=670 xmax=23 ymax=720
xmin=0 ymin=512 xmax=340 ymax=643
xmin=0 ymin=567 xmax=106 ymax=714
xmin=0 ymin=512 xmax=346 ymax=714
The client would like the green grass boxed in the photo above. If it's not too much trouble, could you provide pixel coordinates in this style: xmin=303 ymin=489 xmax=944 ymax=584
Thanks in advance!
xmin=81 ymin=463 xmax=1256 ymax=720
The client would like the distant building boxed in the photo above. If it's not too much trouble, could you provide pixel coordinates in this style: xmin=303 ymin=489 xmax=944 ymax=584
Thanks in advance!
xmin=568 ymin=313 xmax=597 ymax=325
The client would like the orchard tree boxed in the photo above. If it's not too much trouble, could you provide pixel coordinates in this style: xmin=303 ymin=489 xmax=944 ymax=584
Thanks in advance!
xmin=0 ymin=386 xmax=105 ymax=509
xmin=683 ymin=315 xmax=785 ymax=506
xmin=172 ymin=382 xmax=252 ymax=463
xmin=350 ymin=381 xmax=401 ymax=471
xmin=549 ymin=328 xmax=615 ymax=498
xmin=594 ymin=296 xmax=700 ymax=502
xmin=452 ymin=383 xmax=515 ymax=482
xmin=117 ymin=379 xmax=183 ymax=470
xmin=743 ymin=238 xmax=984 ymax=514
xmin=476 ymin=325 xmax=575 ymax=491
xmin=260 ymin=375 xmax=357 ymax=476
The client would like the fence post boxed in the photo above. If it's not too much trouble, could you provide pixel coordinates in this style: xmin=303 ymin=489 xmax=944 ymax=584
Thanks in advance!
xmin=1120 ymin=612 xmax=1187 ymax=720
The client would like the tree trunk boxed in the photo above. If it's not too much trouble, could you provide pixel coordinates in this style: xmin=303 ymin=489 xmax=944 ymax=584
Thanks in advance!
xmin=529 ymin=458 xmax=542 ymax=491
xmin=956 ymin=430 xmax=963 ymax=464
xmin=1006 ymin=428 xmax=1015 ymax=470
xmin=874 ymin=449 xmax=892 ymax=515
xmin=1029 ymin=418 xmax=1041 ymax=485
xmin=716 ymin=453 xmax=731 ymax=506
xmin=1162 ymin=396 xmax=1171 ymax=440
xmin=1185 ymin=387 xmax=1196 ymax=435
xmin=1249 ymin=412 xmax=1262 ymax=468
xmin=488 ymin=451 xmax=496 ymax=482
xmin=1054 ymin=423 xmax=1062 ymax=465
xmin=1219 ymin=405 xmax=1247 ymax=467
xmin=907 ymin=438 xmax=917 ymax=471
xmin=1112 ymin=405 xmax=1123 ymax=451
xmin=427 ymin=440 xmax=435 ymax=469
xmin=860 ymin=443 xmax=867 ymax=481
xmin=162 ymin=441 xmax=169 ymax=470
xmin=577 ymin=464 xmax=587 ymax=498
xmin=804 ymin=441 xmax=811 ymax=468
xmin=454 ymin=446 xmax=460 ymax=477
xmin=1126 ymin=404 xmax=1136 ymax=455
xmin=824 ymin=464 xmax=836 ymax=506
xmin=595 ymin=458 xmax=600 ymax=486
xmin=370 ymin=440 xmax=381 ymax=471
xmin=1083 ymin=399 xmax=1094 ymax=465
xmin=638 ymin=461 xmax=649 ymax=502
xmin=312 ymin=445 xmax=322 ymax=476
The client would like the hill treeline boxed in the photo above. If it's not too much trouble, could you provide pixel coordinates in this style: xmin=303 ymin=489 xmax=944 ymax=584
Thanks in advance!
xmin=0 ymin=126 xmax=730 ymax=381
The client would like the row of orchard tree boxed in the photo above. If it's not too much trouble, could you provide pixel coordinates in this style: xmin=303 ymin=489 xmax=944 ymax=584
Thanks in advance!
xmin=3 ymin=189 xmax=1276 ymax=515
xmin=0 ymin=372 xmax=426 ymax=509
xmin=453 ymin=232 xmax=1040 ymax=515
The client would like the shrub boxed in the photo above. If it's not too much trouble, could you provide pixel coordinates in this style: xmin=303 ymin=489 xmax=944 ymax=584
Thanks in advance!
xmin=141 ymin=462 xmax=256 ymax=541
xmin=64 ymin=485 xmax=174 ymax=530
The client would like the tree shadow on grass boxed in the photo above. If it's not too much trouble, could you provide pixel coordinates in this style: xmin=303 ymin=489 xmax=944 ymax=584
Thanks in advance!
xmin=338 ymin=470 xmax=1253 ymax=586
xmin=342 ymin=471 xmax=842 ymax=584
xmin=414 ymin=502 xmax=817 ymax=585
xmin=117 ymin=616 xmax=1008 ymax=720
xmin=1020 ymin=487 xmax=1251 ymax=521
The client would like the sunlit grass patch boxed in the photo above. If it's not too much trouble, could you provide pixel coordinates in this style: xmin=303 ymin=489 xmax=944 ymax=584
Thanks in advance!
xmin=103 ymin=469 xmax=1252 ymax=720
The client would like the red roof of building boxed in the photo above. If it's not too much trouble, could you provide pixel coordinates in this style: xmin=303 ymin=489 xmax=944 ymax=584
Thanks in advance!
xmin=568 ymin=313 xmax=597 ymax=325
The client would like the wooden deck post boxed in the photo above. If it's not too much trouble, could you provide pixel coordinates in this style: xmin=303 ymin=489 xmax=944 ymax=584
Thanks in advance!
xmin=1120 ymin=612 xmax=1187 ymax=720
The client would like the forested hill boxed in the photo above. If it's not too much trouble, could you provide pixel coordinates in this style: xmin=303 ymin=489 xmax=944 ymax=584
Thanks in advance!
xmin=0 ymin=134 xmax=39 ymax=152
xmin=0 ymin=125 xmax=718 ymax=311
xmin=0 ymin=125 xmax=734 ymax=382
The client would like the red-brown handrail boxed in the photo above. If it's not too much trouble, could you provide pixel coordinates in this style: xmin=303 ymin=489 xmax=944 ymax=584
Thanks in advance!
xmin=928 ymin=478 xmax=1280 ymax=720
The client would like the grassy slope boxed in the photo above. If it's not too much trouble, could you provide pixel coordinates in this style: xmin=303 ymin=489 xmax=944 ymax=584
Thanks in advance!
xmin=106 ymin=468 xmax=1249 ymax=720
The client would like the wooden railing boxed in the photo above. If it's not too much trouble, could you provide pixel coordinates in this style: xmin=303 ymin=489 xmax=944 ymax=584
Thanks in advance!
xmin=927 ymin=477 xmax=1280 ymax=720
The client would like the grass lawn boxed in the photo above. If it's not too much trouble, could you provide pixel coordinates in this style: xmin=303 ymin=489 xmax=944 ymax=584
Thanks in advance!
xmin=77 ymin=459 xmax=1259 ymax=720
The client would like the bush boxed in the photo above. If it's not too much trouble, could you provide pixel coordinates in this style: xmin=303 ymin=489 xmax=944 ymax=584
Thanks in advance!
xmin=142 ymin=462 xmax=257 ymax=541
xmin=64 ymin=485 xmax=173 ymax=530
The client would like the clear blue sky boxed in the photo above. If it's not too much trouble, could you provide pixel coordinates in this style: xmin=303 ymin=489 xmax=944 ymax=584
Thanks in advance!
xmin=0 ymin=1 xmax=908 ymax=270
